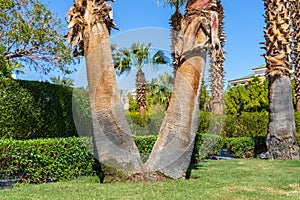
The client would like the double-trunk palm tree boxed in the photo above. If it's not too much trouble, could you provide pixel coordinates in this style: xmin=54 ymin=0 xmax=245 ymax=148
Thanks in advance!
xmin=262 ymin=0 xmax=299 ymax=159
xmin=67 ymin=0 xmax=143 ymax=175
xmin=292 ymin=1 xmax=300 ymax=112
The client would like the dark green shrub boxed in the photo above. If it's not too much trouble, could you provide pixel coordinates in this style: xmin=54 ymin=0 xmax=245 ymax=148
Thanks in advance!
xmin=225 ymin=137 xmax=255 ymax=158
xmin=0 ymin=79 xmax=77 ymax=139
xmin=126 ymin=112 xmax=164 ymax=136
xmin=192 ymin=134 xmax=225 ymax=163
xmin=133 ymin=135 xmax=158 ymax=162
xmin=223 ymin=112 xmax=268 ymax=138
xmin=0 ymin=137 xmax=95 ymax=183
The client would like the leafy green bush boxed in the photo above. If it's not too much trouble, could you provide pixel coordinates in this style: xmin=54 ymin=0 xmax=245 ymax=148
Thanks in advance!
xmin=225 ymin=137 xmax=255 ymax=158
xmin=0 ymin=79 xmax=77 ymax=139
xmin=223 ymin=112 xmax=268 ymax=138
xmin=0 ymin=137 xmax=95 ymax=183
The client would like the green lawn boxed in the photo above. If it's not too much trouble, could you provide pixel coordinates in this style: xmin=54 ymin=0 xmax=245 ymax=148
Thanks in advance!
xmin=1 ymin=159 xmax=300 ymax=200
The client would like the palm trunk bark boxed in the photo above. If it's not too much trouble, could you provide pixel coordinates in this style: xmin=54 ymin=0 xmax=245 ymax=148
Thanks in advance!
xmin=209 ymin=0 xmax=225 ymax=114
xmin=136 ymin=68 xmax=146 ymax=115
xmin=86 ymin=23 xmax=142 ymax=173
xmin=68 ymin=0 xmax=142 ymax=176
xmin=145 ymin=0 xmax=214 ymax=179
xmin=263 ymin=0 xmax=299 ymax=159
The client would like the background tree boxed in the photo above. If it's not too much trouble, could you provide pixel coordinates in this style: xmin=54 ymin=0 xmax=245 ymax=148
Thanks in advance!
xmin=0 ymin=0 xmax=73 ymax=79
xmin=199 ymin=79 xmax=211 ymax=112
xmin=225 ymin=76 xmax=268 ymax=115
xmin=147 ymin=72 xmax=174 ymax=111
xmin=159 ymin=0 xmax=187 ymax=71
xmin=209 ymin=0 xmax=225 ymax=114
xmin=50 ymin=76 xmax=74 ymax=87
xmin=262 ymin=0 xmax=299 ymax=159
xmin=113 ymin=42 xmax=168 ymax=115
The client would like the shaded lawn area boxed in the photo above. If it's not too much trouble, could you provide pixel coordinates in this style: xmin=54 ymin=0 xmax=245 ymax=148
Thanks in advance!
xmin=1 ymin=159 xmax=300 ymax=200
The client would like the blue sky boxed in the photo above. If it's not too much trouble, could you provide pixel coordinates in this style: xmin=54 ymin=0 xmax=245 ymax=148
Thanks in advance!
xmin=20 ymin=0 xmax=265 ymax=88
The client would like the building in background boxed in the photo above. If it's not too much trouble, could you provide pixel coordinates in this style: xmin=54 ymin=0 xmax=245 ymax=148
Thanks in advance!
xmin=228 ymin=64 xmax=267 ymax=86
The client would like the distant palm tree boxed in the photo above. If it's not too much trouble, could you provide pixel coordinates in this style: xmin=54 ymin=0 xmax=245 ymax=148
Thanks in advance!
xmin=113 ymin=42 xmax=168 ymax=115
xmin=159 ymin=0 xmax=187 ymax=70
xmin=262 ymin=0 xmax=299 ymax=159
xmin=292 ymin=1 xmax=300 ymax=111
xmin=209 ymin=0 xmax=225 ymax=114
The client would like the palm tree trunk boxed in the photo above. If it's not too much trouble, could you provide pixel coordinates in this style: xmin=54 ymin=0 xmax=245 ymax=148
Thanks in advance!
xmin=145 ymin=0 xmax=212 ymax=179
xmin=263 ymin=0 xmax=299 ymax=159
xmin=136 ymin=68 xmax=147 ymax=115
xmin=86 ymin=23 xmax=142 ymax=174
xmin=209 ymin=0 xmax=225 ymax=114
xmin=68 ymin=0 xmax=143 ymax=175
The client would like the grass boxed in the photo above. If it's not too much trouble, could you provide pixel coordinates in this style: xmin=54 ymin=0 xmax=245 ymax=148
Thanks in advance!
xmin=1 ymin=159 xmax=300 ymax=200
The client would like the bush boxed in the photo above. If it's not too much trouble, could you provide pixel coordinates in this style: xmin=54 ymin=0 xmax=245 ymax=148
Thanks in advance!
xmin=0 ymin=79 xmax=77 ymax=139
xmin=225 ymin=137 xmax=255 ymax=158
xmin=223 ymin=112 xmax=268 ymax=138
xmin=0 ymin=137 xmax=95 ymax=183
xmin=126 ymin=112 xmax=164 ymax=136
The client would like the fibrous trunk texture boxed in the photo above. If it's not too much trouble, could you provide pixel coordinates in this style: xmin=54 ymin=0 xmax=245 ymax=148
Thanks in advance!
xmin=263 ymin=0 xmax=299 ymax=159
xmin=67 ymin=0 xmax=142 ymax=175
xmin=145 ymin=0 xmax=216 ymax=179
xmin=209 ymin=0 xmax=225 ymax=114
xmin=292 ymin=1 xmax=300 ymax=112
xmin=136 ymin=68 xmax=146 ymax=115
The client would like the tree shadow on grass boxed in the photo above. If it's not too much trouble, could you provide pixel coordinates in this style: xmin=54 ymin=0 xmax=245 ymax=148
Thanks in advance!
xmin=186 ymin=163 xmax=204 ymax=179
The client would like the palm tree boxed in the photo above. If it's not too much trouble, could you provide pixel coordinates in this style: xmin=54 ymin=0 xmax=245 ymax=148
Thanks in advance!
xmin=209 ymin=0 xmax=225 ymax=114
xmin=113 ymin=42 xmax=168 ymax=115
xmin=262 ymin=0 xmax=299 ymax=159
xmin=145 ymin=0 xmax=217 ymax=179
xmin=67 ymin=0 xmax=143 ymax=175
xmin=159 ymin=0 xmax=187 ymax=70
xmin=292 ymin=1 xmax=300 ymax=111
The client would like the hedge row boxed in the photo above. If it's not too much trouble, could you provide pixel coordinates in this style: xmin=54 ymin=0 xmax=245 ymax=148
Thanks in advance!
xmin=0 ymin=137 xmax=95 ymax=183
xmin=0 ymin=80 xmax=77 ymax=139
xmin=1 ymin=134 xmax=268 ymax=183
xmin=1 ymin=79 xmax=300 ymax=140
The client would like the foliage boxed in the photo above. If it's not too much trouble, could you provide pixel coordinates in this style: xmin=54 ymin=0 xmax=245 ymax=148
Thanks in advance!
xmin=50 ymin=76 xmax=74 ymax=87
xmin=0 ymin=137 xmax=95 ymax=183
xmin=225 ymin=76 xmax=268 ymax=115
xmin=199 ymin=81 xmax=211 ymax=111
xmin=147 ymin=72 xmax=174 ymax=111
xmin=0 ymin=0 xmax=73 ymax=79
xmin=125 ymin=112 xmax=165 ymax=136
xmin=223 ymin=112 xmax=269 ymax=138
xmin=225 ymin=137 xmax=255 ymax=158
xmin=0 ymin=79 xmax=77 ymax=139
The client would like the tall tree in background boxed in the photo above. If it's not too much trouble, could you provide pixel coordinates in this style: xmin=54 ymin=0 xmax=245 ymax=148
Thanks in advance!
xmin=262 ymin=0 xmax=299 ymax=159
xmin=146 ymin=0 xmax=219 ymax=179
xmin=113 ymin=42 xmax=168 ymax=115
xmin=160 ymin=0 xmax=187 ymax=71
xmin=0 ymin=0 xmax=73 ymax=79
xmin=292 ymin=1 xmax=300 ymax=112
xmin=209 ymin=0 xmax=225 ymax=114
xmin=67 ymin=0 xmax=143 ymax=175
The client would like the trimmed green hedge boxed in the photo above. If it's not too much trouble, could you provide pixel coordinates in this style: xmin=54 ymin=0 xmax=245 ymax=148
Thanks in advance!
xmin=0 ymin=137 xmax=95 ymax=183
xmin=0 ymin=79 xmax=77 ymax=139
